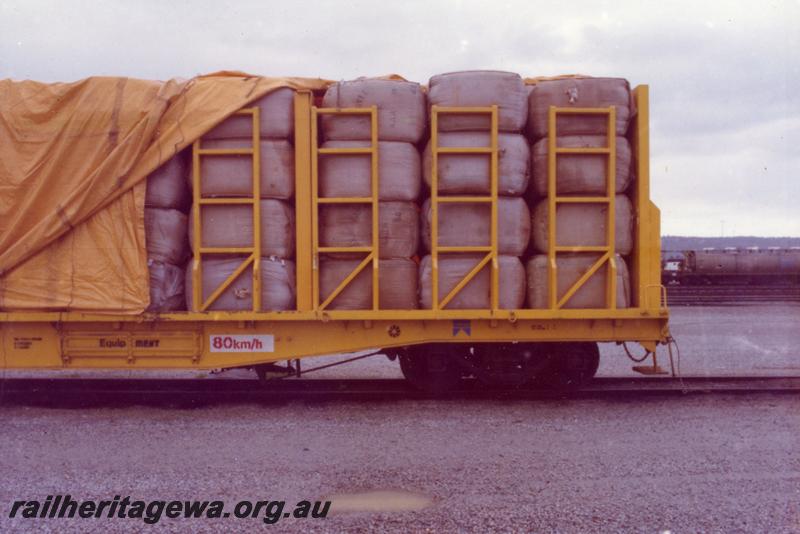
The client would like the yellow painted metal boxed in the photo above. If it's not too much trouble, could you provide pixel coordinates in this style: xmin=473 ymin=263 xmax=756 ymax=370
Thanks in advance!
xmin=437 ymin=196 xmax=493 ymax=203
xmin=429 ymin=105 xmax=500 ymax=311
xmin=198 ymin=247 xmax=255 ymax=254
xmin=0 ymin=316 xmax=669 ymax=370
xmin=606 ymin=108 xmax=617 ymax=310
xmin=318 ymin=247 xmax=373 ymax=253
xmin=437 ymin=147 xmax=494 ymax=155
xmin=311 ymin=105 xmax=380 ymax=311
xmin=554 ymin=197 xmax=612 ymax=203
xmin=294 ymin=91 xmax=313 ymax=312
xmin=318 ymin=197 xmax=373 ymax=204
xmin=546 ymin=105 xmax=618 ymax=310
xmin=555 ymin=147 xmax=610 ymax=155
xmin=318 ymin=147 xmax=373 ymax=155
xmin=195 ymin=148 xmax=254 ymax=156
xmin=0 ymin=85 xmax=669 ymax=371
xmin=319 ymin=254 xmax=374 ymax=310
xmin=191 ymin=106 xmax=262 ymax=312
xmin=198 ymin=198 xmax=254 ymax=205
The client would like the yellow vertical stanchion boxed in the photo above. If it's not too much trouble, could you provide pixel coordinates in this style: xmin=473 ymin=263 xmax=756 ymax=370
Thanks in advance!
xmin=489 ymin=105 xmax=499 ymax=311
xmin=293 ymin=92 xmax=313 ymax=312
xmin=191 ymin=139 xmax=202 ymax=312
xmin=370 ymin=105 xmax=380 ymax=310
xmin=310 ymin=107 xmax=320 ymax=311
xmin=606 ymin=107 xmax=617 ymax=310
xmin=252 ymin=108 xmax=262 ymax=312
xmin=431 ymin=106 xmax=440 ymax=311
xmin=547 ymin=106 xmax=558 ymax=309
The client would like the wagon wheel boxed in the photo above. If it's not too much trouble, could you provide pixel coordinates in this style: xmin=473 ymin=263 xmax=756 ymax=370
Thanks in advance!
xmin=398 ymin=344 xmax=463 ymax=395
xmin=468 ymin=343 xmax=545 ymax=389
xmin=532 ymin=342 xmax=600 ymax=390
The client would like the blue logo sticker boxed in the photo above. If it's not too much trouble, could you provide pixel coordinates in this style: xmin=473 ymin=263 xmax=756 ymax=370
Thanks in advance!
xmin=452 ymin=320 xmax=471 ymax=337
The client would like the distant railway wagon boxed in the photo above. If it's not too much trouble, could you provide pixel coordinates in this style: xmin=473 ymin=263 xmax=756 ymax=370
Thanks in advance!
xmin=0 ymin=72 xmax=669 ymax=392
xmin=662 ymin=248 xmax=800 ymax=285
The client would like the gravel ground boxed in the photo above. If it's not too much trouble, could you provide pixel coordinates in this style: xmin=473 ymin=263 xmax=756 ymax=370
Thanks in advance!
xmin=2 ymin=304 xmax=799 ymax=532
xmin=1 ymin=395 xmax=798 ymax=533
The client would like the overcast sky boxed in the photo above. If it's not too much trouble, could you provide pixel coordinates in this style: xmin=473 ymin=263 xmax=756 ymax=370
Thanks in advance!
xmin=1 ymin=0 xmax=797 ymax=236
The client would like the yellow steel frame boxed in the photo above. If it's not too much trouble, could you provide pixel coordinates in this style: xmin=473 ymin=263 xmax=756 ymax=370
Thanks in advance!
xmin=191 ymin=107 xmax=262 ymax=312
xmin=547 ymin=106 xmax=617 ymax=309
xmin=311 ymin=106 xmax=380 ymax=310
xmin=430 ymin=105 xmax=500 ymax=310
xmin=0 ymin=87 xmax=669 ymax=371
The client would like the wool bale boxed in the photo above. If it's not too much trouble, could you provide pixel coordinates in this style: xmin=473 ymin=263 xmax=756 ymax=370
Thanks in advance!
xmin=318 ymin=258 xmax=419 ymax=310
xmin=189 ymin=199 xmax=295 ymax=258
xmin=321 ymin=79 xmax=426 ymax=143
xmin=147 ymin=260 xmax=185 ymax=312
xmin=420 ymin=197 xmax=530 ymax=256
xmin=422 ymin=132 xmax=530 ymax=195
xmin=185 ymin=257 xmax=296 ymax=311
xmin=319 ymin=201 xmax=419 ymax=259
xmin=197 ymin=139 xmax=294 ymax=199
xmin=203 ymin=87 xmax=295 ymax=140
xmin=526 ymin=253 xmax=630 ymax=309
xmin=319 ymin=140 xmax=421 ymax=201
xmin=419 ymin=254 xmax=525 ymax=310
xmin=528 ymin=77 xmax=632 ymax=139
xmin=531 ymin=135 xmax=633 ymax=196
xmin=145 ymin=208 xmax=189 ymax=265
xmin=145 ymin=150 xmax=191 ymax=211
xmin=428 ymin=71 xmax=528 ymax=132
xmin=531 ymin=195 xmax=633 ymax=255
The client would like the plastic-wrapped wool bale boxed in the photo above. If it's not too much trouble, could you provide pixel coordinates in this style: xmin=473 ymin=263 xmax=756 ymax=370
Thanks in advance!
xmin=147 ymin=260 xmax=185 ymax=312
xmin=145 ymin=150 xmax=191 ymax=212
xmin=203 ymin=87 xmax=295 ymax=140
xmin=145 ymin=208 xmax=189 ymax=266
xmin=317 ymin=78 xmax=425 ymax=309
xmin=185 ymin=257 xmax=296 ymax=311
xmin=422 ymin=132 xmax=530 ymax=195
xmin=198 ymin=139 xmax=294 ymax=199
xmin=527 ymin=77 xmax=633 ymax=139
xmin=530 ymin=135 xmax=633 ymax=196
xmin=428 ymin=71 xmax=528 ymax=132
xmin=319 ymin=202 xmax=419 ymax=259
xmin=525 ymin=77 xmax=635 ymax=310
xmin=319 ymin=141 xmax=420 ymax=201
xmin=189 ymin=199 xmax=296 ymax=259
xmin=319 ymin=258 xmax=418 ymax=310
xmin=420 ymin=70 xmax=531 ymax=310
xmin=420 ymin=197 xmax=530 ymax=256
xmin=526 ymin=254 xmax=630 ymax=309
xmin=320 ymin=78 xmax=426 ymax=143
xmin=530 ymin=195 xmax=633 ymax=256
xmin=144 ymin=151 xmax=192 ymax=312
xmin=419 ymin=255 xmax=526 ymax=310
xmin=185 ymin=88 xmax=297 ymax=312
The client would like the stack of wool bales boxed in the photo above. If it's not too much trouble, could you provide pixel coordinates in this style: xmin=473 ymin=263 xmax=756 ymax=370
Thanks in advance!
xmin=317 ymin=78 xmax=426 ymax=309
xmin=185 ymin=88 xmax=298 ymax=311
xmin=419 ymin=71 xmax=530 ymax=309
xmin=144 ymin=151 xmax=191 ymax=312
xmin=526 ymin=77 xmax=635 ymax=308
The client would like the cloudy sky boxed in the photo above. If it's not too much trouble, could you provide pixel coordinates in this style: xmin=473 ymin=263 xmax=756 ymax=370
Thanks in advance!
xmin=1 ymin=0 xmax=797 ymax=236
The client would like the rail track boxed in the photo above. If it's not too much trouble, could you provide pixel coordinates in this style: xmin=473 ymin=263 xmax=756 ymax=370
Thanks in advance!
xmin=1 ymin=376 xmax=798 ymax=406
xmin=665 ymin=285 xmax=800 ymax=305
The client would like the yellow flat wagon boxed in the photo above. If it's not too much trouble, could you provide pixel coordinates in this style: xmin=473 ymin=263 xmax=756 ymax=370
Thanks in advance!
xmin=0 ymin=83 xmax=669 ymax=391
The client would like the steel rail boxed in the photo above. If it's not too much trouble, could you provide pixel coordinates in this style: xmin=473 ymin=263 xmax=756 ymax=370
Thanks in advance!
xmin=1 ymin=376 xmax=798 ymax=406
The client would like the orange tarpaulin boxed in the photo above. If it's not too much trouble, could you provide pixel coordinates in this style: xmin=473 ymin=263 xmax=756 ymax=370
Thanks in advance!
xmin=0 ymin=72 xmax=331 ymax=313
